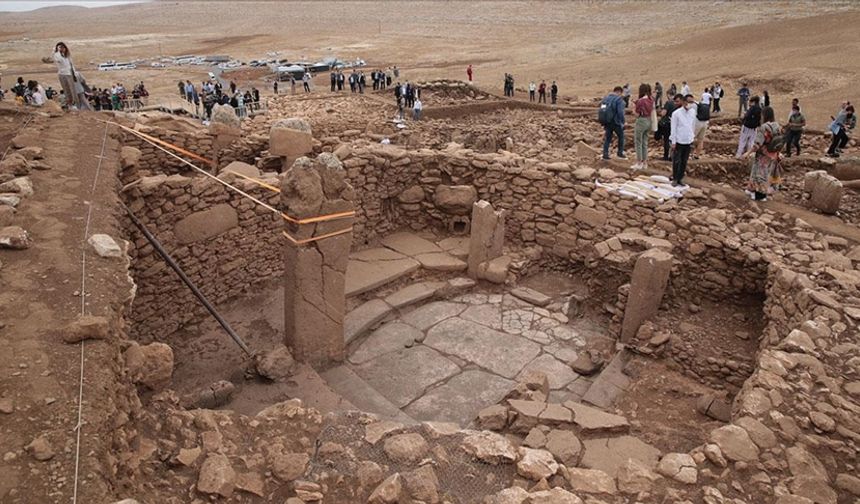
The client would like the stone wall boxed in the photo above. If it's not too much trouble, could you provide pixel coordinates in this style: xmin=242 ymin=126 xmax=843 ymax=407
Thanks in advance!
xmin=122 ymin=124 xmax=215 ymax=175
xmin=123 ymin=173 xmax=283 ymax=341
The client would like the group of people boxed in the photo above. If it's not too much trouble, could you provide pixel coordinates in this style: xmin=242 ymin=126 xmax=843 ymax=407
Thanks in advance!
xmin=501 ymin=74 xmax=559 ymax=104
xmin=603 ymin=79 xmax=855 ymax=202
xmin=3 ymin=76 xmax=54 ymax=106
xmin=393 ymin=82 xmax=422 ymax=120
xmin=89 ymin=82 xmax=149 ymax=111
xmin=179 ymin=79 xmax=261 ymax=120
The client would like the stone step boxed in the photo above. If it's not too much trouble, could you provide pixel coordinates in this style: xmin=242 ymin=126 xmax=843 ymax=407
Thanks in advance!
xmin=320 ymin=365 xmax=416 ymax=424
xmin=582 ymin=350 xmax=631 ymax=409
xmin=344 ymin=299 xmax=394 ymax=345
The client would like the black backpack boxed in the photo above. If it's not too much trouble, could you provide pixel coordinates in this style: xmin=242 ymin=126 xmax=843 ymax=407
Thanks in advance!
xmin=696 ymin=102 xmax=710 ymax=121
xmin=598 ymin=96 xmax=615 ymax=125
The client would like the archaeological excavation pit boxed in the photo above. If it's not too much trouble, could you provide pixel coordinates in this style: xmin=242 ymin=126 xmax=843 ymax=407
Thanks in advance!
xmin=5 ymin=80 xmax=860 ymax=504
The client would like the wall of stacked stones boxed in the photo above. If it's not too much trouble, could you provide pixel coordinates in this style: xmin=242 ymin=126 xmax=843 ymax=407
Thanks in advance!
xmin=123 ymin=174 xmax=283 ymax=341
xmin=121 ymin=126 xmax=215 ymax=175
xmin=336 ymin=143 xmax=768 ymax=299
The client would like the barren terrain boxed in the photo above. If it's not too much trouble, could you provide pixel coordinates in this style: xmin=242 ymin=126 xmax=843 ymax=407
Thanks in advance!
xmin=1 ymin=1 xmax=859 ymax=124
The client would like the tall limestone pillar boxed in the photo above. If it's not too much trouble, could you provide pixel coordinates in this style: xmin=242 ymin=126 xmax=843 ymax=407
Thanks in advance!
xmin=281 ymin=153 xmax=355 ymax=365
xmin=620 ymin=249 xmax=673 ymax=342
xmin=467 ymin=200 xmax=505 ymax=279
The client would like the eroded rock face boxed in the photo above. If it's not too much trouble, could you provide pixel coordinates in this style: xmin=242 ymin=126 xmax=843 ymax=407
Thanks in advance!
xmin=461 ymin=431 xmax=517 ymax=464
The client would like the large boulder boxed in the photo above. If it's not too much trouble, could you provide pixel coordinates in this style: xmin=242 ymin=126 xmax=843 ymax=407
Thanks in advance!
xmin=434 ymin=185 xmax=477 ymax=215
xmin=0 ymin=226 xmax=31 ymax=249
xmin=210 ymin=104 xmax=240 ymax=129
xmin=124 ymin=342 xmax=174 ymax=390
xmin=809 ymin=173 xmax=843 ymax=214
xmin=270 ymin=118 xmax=313 ymax=161
xmin=0 ymin=153 xmax=30 ymax=176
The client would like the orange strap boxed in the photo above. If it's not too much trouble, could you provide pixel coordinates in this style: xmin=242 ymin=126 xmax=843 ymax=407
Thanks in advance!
xmin=282 ymin=228 xmax=352 ymax=245
xmin=119 ymin=123 xmax=215 ymax=166
xmin=226 ymin=170 xmax=282 ymax=192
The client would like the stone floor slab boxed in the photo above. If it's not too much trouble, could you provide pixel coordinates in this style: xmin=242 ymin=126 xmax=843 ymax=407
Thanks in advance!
xmin=424 ymin=317 xmax=541 ymax=379
xmin=321 ymin=365 xmax=415 ymax=424
xmin=404 ymin=370 xmax=514 ymax=426
xmin=414 ymin=252 xmax=467 ymax=271
xmin=460 ymin=303 xmax=503 ymax=330
xmin=351 ymin=247 xmax=409 ymax=262
xmin=349 ymin=322 xmax=424 ymax=365
xmin=581 ymin=436 xmax=661 ymax=477
xmin=510 ymin=287 xmax=552 ymax=307
xmin=437 ymin=236 xmax=470 ymax=259
xmin=381 ymin=232 xmax=442 ymax=256
xmin=400 ymin=301 xmax=467 ymax=331
xmin=384 ymin=281 xmax=445 ymax=309
xmin=345 ymin=256 xmax=421 ymax=297
xmin=352 ymin=346 xmax=460 ymax=408
xmin=564 ymin=400 xmax=630 ymax=434
xmin=344 ymin=299 xmax=393 ymax=344
xmin=517 ymin=353 xmax=579 ymax=390
xmin=582 ymin=350 xmax=631 ymax=408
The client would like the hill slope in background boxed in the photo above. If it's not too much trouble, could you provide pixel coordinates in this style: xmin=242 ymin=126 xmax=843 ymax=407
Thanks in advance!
xmin=0 ymin=1 xmax=857 ymax=124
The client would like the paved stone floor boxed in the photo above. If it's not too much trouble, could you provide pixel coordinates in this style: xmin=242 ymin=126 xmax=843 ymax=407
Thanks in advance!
xmin=347 ymin=291 xmax=594 ymax=426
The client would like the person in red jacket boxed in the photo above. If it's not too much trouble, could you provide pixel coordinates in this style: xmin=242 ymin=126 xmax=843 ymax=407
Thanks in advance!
xmin=466 ymin=64 xmax=473 ymax=82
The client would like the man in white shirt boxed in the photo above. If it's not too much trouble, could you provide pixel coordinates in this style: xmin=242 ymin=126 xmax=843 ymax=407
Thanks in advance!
xmin=412 ymin=98 xmax=423 ymax=120
xmin=700 ymin=88 xmax=712 ymax=106
xmin=680 ymin=81 xmax=690 ymax=97
xmin=669 ymin=94 xmax=697 ymax=187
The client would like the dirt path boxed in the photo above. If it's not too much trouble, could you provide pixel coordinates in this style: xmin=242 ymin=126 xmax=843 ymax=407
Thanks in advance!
xmin=0 ymin=110 xmax=132 ymax=503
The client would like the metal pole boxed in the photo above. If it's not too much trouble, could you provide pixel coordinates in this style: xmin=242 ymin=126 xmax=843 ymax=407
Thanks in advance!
xmin=122 ymin=202 xmax=254 ymax=357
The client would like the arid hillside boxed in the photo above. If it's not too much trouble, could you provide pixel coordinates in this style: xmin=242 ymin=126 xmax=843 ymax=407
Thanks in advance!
xmin=0 ymin=1 xmax=857 ymax=121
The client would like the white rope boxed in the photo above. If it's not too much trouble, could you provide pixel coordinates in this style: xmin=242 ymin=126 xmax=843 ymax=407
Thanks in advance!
xmin=72 ymin=120 xmax=110 ymax=504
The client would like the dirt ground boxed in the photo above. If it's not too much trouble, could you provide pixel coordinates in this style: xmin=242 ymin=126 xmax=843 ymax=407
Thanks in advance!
xmin=1 ymin=1 xmax=858 ymax=124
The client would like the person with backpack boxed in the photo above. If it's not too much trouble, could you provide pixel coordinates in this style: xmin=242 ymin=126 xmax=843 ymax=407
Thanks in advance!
xmin=784 ymin=105 xmax=806 ymax=157
xmin=737 ymin=83 xmax=750 ymax=117
xmin=632 ymin=83 xmax=654 ymax=171
xmin=827 ymin=104 xmax=856 ymax=158
xmin=670 ymin=94 xmax=697 ymax=186
xmin=743 ymin=106 xmax=782 ymax=201
xmin=600 ymin=86 xmax=627 ymax=160
xmin=736 ymin=95 xmax=762 ymax=158
xmin=656 ymin=93 xmax=679 ymax=161
xmin=712 ymin=82 xmax=723 ymax=114
xmin=693 ymin=93 xmax=711 ymax=159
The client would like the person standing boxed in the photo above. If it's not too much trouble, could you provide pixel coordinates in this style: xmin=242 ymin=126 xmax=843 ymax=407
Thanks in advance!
xmin=550 ymin=81 xmax=558 ymax=105
xmin=680 ymin=81 xmax=690 ymax=97
xmin=290 ymin=74 xmax=296 ymax=95
xmin=737 ymin=82 xmax=750 ymax=117
xmin=669 ymin=94 xmax=697 ymax=186
xmin=763 ymin=90 xmax=770 ymax=108
xmin=359 ymin=72 xmax=366 ymax=93
xmin=654 ymin=82 xmax=663 ymax=108
xmin=632 ymin=83 xmax=654 ymax=171
xmin=230 ymin=80 xmax=237 ymax=94
xmin=693 ymin=93 xmax=710 ymax=159
xmin=736 ymin=96 xmax=762 ymax=157
xmin=622 ymin=83 xmax=631 ymax=107
xmin=303 ymin=72 xmax=311 ymax=93
xmin=273 ymin=80 xmax=278 ymax=95
xmin=600 ymin=86 xmax=626 ymax=160
xmin=412 ymin=97 xmax=423 ymax=121
xmin=538 ymin=80 xmax=547 ymax=103
xmin=42 ymin=42 xmax=79 ymax=110
xmin=784 ymin=104 xmax=806 ymax=157
xmin=658 ymin=94 xmax=680 ymax=161
xmin=712 ymin=82 xmax=723 ymax=113
xmin=528 ymin=81 xmax=536 ymax=102
xmin=330 ymin=71 xmax=337 ymax=92
xmin=827 ymin=104 xmax=856 ymax=158
xmin=668 ymin=83 xmax=677 ymax=98
xmin=508 ymin=74 xmax=514 ymax=97
xmin=744 ymin=106 xmax=781 ymax=200
xmin=338 ymin=71 xmax=345 ymax=91
xmin=466 ymin=64 xmax=473 ymax=82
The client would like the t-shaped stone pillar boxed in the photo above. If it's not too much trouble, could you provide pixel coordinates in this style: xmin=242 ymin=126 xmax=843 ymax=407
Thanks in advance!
xmin=281 ymin=153 xmax=355 ymax=366
xmin=620 ymin=248 xmax=673 ymax=342
xmin=467 ymin=200 xmax=505 ymax=279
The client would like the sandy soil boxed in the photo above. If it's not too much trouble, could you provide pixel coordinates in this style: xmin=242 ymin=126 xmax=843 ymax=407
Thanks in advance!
xmin=0 ymin=1 xmax=858 ymax=124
